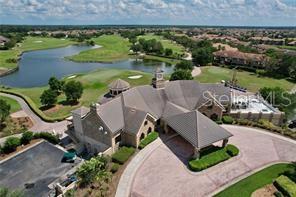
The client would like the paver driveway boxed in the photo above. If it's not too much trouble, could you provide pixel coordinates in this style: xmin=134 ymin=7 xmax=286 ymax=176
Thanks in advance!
xmin=130 ymin=125 xmax=296 ymax=197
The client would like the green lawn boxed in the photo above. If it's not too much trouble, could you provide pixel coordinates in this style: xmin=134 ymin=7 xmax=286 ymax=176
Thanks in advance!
xmin=215 ymin=163 xmax=296 ymax=197
xmin=138 ymin=34 xmax=185 ymax=54
xmin=1 ymin=69 xmax=151 ymax=119
xmin=67 ymin=35 xmax=131 ymax=62
xmin=0 ymin=96 xmax=21 ymax=113
xmin=0 ymin=36 xmax=75 ymax=72
xmin=195 ymin=66 xmax=295 ymax=92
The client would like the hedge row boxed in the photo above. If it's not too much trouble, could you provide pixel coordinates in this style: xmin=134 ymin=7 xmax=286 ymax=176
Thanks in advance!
xmin=235 ymin=119 xmax=296 ymax=140
xmin=189 ymin=144 xmax=239 ymax=172
xmin=112 ymin=146 xmax=135 ymax=164
xmin=138 ymin=132 xmax=159 ymax=149
xmin=0 ymin=131 xmax=59 ymax=154
xmin=0 ymin=89 xmax=67 ymax=122
xmin=274 ymin=175 xmax=296 ymax=197
xmin=222 ymin=116 xmax=234 ymax=124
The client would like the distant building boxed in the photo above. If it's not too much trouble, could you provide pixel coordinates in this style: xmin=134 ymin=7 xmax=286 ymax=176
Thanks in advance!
xmin=0 ymin=36 xmax=10 ymax=46
xmin=213 ymin=50 xmax=267 ymax=69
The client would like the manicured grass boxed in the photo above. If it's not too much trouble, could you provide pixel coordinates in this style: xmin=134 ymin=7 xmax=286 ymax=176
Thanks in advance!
xmin=0 ymin=50 xmax=19 ymax=70
xmin=0 ymin=36 xmax=75 ymax=72
xmin=189 ymin=144 xmax=238 ymax=172
xmin=138 ymin=34 xmax=185 ymax=54
xmin=67 ymin=35 xmax=131 ymax=62
xmin=19 ymin=36 xmax=76 ymax=52
xmin=0 ymin=96 xmax=21 ymax=113
xmin=112 ymin=146 xmax=135 ymax=164
xmin=215 ymin=163 xmax=296 ymax=197
xmin=139 ymin=132 xmax=159 ymax=149
xmin=1 ymin=69 xmax=152 ymax=120
xmin=195 ymin=66 xmax=295 ymax=92
xmin=142 ymin=54 xmax=180 ymax=65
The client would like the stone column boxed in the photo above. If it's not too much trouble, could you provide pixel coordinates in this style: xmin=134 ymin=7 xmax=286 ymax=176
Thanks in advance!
xmin=164 ymin=123 xmax=169 ymax=134
xmin=193 ymin=147 xmax=200 ymax=160
xmin=222 ymin=139 xmax=229 ymax=147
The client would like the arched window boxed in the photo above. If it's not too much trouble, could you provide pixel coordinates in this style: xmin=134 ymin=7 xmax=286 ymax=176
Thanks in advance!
xmin=140 ymin=133 xmax=145 ymax=140
xmin=147 ymin=127 xmax=152 ymax=134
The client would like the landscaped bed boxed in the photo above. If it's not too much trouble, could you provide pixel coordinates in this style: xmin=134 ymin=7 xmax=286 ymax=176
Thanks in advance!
xmin=138 ymin=131 xmax=159 ymax=149
xmin=215 ymin=163 xmax=296 ymax=197
xmin=189 ymin=144 xmax=239 ymax=172
xmin=112 ymin=146 xmax=135 ymax=164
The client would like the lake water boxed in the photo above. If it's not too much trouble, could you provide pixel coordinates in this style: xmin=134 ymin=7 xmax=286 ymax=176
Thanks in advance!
xmin=0 ymin=45 xmax=173 ymax=88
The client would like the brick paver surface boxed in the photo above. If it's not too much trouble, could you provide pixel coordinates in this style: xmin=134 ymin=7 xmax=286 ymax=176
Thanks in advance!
xmin=130 ymin=125 xmax=296 ymax=197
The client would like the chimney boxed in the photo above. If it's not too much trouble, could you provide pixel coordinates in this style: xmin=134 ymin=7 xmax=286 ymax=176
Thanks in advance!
xmin=90 ymin=103 xmax=100 ymax=113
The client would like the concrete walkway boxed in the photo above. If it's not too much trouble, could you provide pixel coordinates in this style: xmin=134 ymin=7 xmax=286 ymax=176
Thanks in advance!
xmin=116 ymin=125 xmax=296 ymax=197
xmin=191 ymin=66 xmax=201 ymax=77
xmin=0 ymin=93 xmax=68 ymax=143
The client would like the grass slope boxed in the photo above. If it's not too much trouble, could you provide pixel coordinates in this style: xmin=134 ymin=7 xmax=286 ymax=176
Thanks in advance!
xmin=67 ymin=35 xmax=130 ymax=62
xmin=1 ymin=69 xmax=151 ymax=119
xmin=0 ymin=96 xmax=21 ymax=113
xmin=195 ymin=66 xmax=294 ymax=92
xmin=0 ymin=37 xmax=75 ymax=72
xmin=215 ymin=163 xmax=296 ymax=197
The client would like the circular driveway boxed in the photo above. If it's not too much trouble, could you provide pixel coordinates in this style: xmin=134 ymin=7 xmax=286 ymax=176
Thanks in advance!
xmin=129 ymin=125 xmax=296 ymax=197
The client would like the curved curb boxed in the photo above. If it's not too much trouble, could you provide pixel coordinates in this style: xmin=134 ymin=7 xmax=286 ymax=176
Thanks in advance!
xmin=207 ymin=161 xmax=291 ymax=197
xmin=115 ymin=138 xmax=163 ymax=197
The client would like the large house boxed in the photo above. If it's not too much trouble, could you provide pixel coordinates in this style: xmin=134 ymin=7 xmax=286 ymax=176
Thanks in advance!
xmin=68 ymin=69 xmax=233 ymax=159
xmin=213 ymin=50 xmax=267 ymax=69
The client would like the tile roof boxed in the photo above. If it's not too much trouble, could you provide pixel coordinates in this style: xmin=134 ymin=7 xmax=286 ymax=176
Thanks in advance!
xmin=85 ymin=80 xmax=232 ymax=147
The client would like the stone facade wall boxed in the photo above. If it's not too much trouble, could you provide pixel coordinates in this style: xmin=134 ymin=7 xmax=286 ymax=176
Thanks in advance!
xmin=198 ymin=104 xmax=224 ymax=120
xmin=81 ymin=111 xmax=113 ymax=152
xmin=135 ymin=115 xmax=155 ymax=147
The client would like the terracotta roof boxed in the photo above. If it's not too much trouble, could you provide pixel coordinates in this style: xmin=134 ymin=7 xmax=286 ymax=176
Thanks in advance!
xmin=213 ymin=50 xmax=266 ymax=61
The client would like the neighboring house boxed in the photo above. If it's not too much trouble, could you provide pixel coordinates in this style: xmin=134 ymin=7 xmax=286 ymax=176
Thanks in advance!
xmin=0 ymin=36 xmax=10 ymax=46
xmin=287 ymin=40 xmax=296 ymax=46
xmin=213 ymin=50 xmax=267 ymax=69
xmin=67 ymin=70 xmax=233 ymax=159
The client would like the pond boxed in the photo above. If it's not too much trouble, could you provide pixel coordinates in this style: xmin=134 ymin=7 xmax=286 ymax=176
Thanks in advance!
xmin=0 ymin=45 xmax=173 ymax=88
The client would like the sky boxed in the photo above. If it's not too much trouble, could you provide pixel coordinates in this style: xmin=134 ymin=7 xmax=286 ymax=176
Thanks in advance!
xmin=0 ymin=0 xmax=296 ymax=26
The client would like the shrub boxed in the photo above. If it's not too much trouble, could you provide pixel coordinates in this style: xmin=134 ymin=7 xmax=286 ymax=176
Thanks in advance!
xmin=2 ymin=137 xmax=21 ymax=153
xmin=110 ymin=163 xmax=120 ymax=173
xmin=226 ymin=144 xmax=239 ymax=156
xmin=112 ymin=146 xmax=135 ymax=164
xmin=34 ymin=132 xmax=59 ymax=144
xmin=189 ymin=148 xmax=231 ymax=172
xmin=274 ymin=175 xmax=296 ymax=197
xmin=139 ymin=132 xmax=159 ymax=149
xmin=215 ymin=120 xmax=223 ymax=125
xmin=189 ymin=144 xmax=239 ymax=172
xmin=21 ymin=131 xmax=34 ymax=145
xmin=222 ymin=116 xmax=234 ymax=124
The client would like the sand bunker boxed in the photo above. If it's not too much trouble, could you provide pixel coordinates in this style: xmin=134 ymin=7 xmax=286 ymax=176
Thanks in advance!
xmin=128 ymin=75 xmax=143 ymax=79
xmin=67 ymin=75 xmax=76 ymax=79
xmin=33 ymin=40 xmax=43 ymax=43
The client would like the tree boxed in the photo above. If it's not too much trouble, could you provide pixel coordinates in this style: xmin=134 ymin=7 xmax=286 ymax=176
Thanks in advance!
xmin=40 ymin=89 xmax=58 ymax=107
xmin=0 ymin=99 xmax=10 ymax=124
xmin=289 ymin=63 xmax=296 ymax=81
xmin=77 ymin=156 xmax=111 ymax=186
xmin=21 ymin=131 xmax=34 ymax=145
xmin=174 ymin=60 xmax=194 ymax=71
xmin=63 ymin=81 xmax=83 ymax=103
xmin=170 ymin=70 xmax=193 ymax=81
xmin=130 ymin=43 xmax=142 ymax=53
xmin=165 ymin=48 xmax=173 ymax=56
xmin=0 ymin=187 xmax=24 ymax=197
xmin=192 ymin=48 xmax=213 ymax=66
xmin=48 ymin=77 xmax=63 ymax=93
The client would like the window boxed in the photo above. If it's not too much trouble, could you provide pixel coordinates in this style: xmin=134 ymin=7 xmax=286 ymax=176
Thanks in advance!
xmin=115 ymin=134 xmax=121 ymax=144
xmin=144 ymin=120 xmax=148 ymax=126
